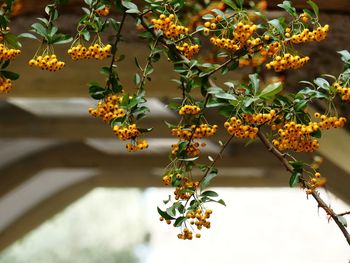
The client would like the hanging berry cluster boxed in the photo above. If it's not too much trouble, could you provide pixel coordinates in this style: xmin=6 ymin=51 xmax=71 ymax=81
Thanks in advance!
xmin=272 ymin=115 xmax=346 ymax=152
xmin=334 ymin=82 xmax=350 ymax=101
xmin=0 ymin=76 xmax=12 ymax=93
xmin=88 ymin=94 xmax=125 ymax=123
xmin=68 ymin=0 xmax=113 ymax=62
xmin=151 ymin=14 xmax=189 ymax=38
xmin=28 ymin=55 xmax=65 ymax=71
xmin=0 ymin=43 xmax=20 ymax=61
xmin=68 ymin=44 xmax=112 ymax=60
xmin=0 ymin=2 xmax=21 ymax=93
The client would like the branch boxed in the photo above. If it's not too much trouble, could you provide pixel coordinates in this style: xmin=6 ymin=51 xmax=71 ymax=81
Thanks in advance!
xmin=199 ymin=134 xmax=235 ymax=184
xmin=107 ymin=11 xmax=127 ymax=83
xmin=338 ymin=211 xmax=350 ymax=217
xmin=257 ymin=130 xmax=350 ymax=246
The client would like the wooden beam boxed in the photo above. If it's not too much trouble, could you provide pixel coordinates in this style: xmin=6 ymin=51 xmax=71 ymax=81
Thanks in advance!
xmin=14 ymin=0 xmax=350 ymax=14
xmin=0 ymin=140 xmax=289 ymax=197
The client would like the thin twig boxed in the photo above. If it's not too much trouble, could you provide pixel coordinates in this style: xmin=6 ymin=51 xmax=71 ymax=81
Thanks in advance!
xmin=338 ymin=211 xmax=350 ymax=217
xmin=199 ymin=134 xmax=235 ymax=184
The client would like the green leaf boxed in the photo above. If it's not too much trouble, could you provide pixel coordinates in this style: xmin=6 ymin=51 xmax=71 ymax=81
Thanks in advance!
xmin=176 ymin=141 xmax=188 ymax=156
xmin=337 ymin=216 xmax=347 ymax=228
xmin=166 ymin=206 xmax=176 ymax=217
xmin=157 ymin=207 xmax=175 ymax=220
xmin=18 ymin=33 xmax=37 ymax=40
xmin=178 ymin=156 xmax=199 ymax=162
xmin=201 ymin=190 xmax=219 ymax=197
xmin=268 ymin=19 xmax=284 ymax=35
xmin=338 ymin=50 xmax=350 ymax=64
xmin=1 ymin=70 xmax=19 ymax=80
xmin=217 ymin=199 xmax=226 ymax=206
xmin=138 ymin=127 xmax=153 ymax=133
xmin=249 ymin=73 xmax=260 ymax=95
xmin=51 ymin=34 xmax=73 ymax=45
xmin=1 ymin=60 xmax=10 ymax=69
xmin=311 ymin=128 xmax=322 ymax=138
xmin=173 ymin=216 xmax=187 ymax=227
xmin=89 ymin=85 xmax=106 ymax=100
xmin=207 ymin=86 xmax=224 ymax=94
xmin=219 ymin=105 xmax=235 ymax=117
xmin=122 ymin=0 xmax=140 ymax=13
xmin=134 ymin=73 xmax=141 ymax=85
xmin=100 ymin=66 xmax=111 ymax=76
xmin=163 ymin=195 xmax=171 ymax=205
xmin=31 ymin=22 xmax=47 ymax=38
xmin=4 ymin=33 xmax=21 ymax=49
xmin=314 ymin=78 xmax=329 ymax=90
xmin=84 ymin=0 xmax=93 ymax=5
xmin=206 ymin=97 xmax=227 ymax=108
xmin=200 ymin=167 xmax=218 ymax=191
xmin=307 ymin=0 xmax=319 ymax=16
xmin=289 ymin=171 xmax=301 ymax=187
xmin=110 ymin=116 xmax=126 ymax=127
xmin=222 ymin=0 xmax=237 ymax=10
xmin=202 ymin=14 xmax=215 ymax=20
xmin=235 ymin=0 xmax=244 ymax=8
xmin=82 ymin=30 xmax=91 ymax=41
xmin=47 ymin=26 xmax=58 ymax=37
xmin=289 ymin=161 xmax=304 ymax=173
xmin=171 ymin=0 xmax=184 ymax=9
xmin=294 ymin=100 xmax=308 ymax=112
xmin=214 ymin=92 xmax=237 ymax=101
xmin=277 ymin=1 xmax=297 ymax=17
xmin=243 ymin=97 xmax=257 ymax=108
xmin=259 ymin=82 xmax=283 ymax=99
xmin=212 ymin=9 xmax=226 ymax=21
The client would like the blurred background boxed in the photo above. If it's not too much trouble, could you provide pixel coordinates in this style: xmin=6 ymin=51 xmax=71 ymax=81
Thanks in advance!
xmin=0 ymin=0 xmax=350 ymax=262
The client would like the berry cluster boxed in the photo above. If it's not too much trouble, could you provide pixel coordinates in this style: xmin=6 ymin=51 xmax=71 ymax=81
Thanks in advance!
xmin=177 ymin=228 xmax=196 ymax=240
xmin=334 ymin=82 xmax=350 ymax=101
xmin=0 ymin=76 xmax=12 ymax=93
xmin=113 ymin=124 xmax=141 ymax=140
xmin=88 ymin=94 xmax=125 ymax=123
xmin=261 ymin=41 xmax=281 ymax=57
xmin=233 ymin=22 xmax=257 ymax=43
xmin=176 ymin=43 xmax=200 ymax=59
xmin=314 ymin=113 xmax=346 ymax=129
xmin=203 ymin=14 xmax=223 ymax=32
xmin=175 ymin=180 xmax=199 ymax=200
xmin=96 ymin=6 xmax=110 ymax=16
xmin=68 ymin=43 xmax=112 ymax=60
xmin=126 ymin=140 xmax=149 ymax=152
xmin=28 ymin=55 xmax=65 ymax=71
xmin=186 ymin=208 xmax=212 ymax=231
xmin=224 ymin=117 xmax=259 ymax=139
xmin=171 ymin=124 xmax=218 ymax=140
xmin=171 ymin=141 xmax=206 ymax=156
xmin=306 ymin=172 xmax=326 ymax=194
xmin=243 ymin=110 xmax=276 ymax=125
xmin=210 ymin=36 xmax=240 ymax=51
xmin=0 ymin=44 xmax=21 ymax=60
xmin=272 ymin=122 xmax=320 ymax=152
xmin=162 ymin=172 xmax=199 ymax=199
xmin=151 ymin=14 xmax=189 ymax=39
xmin=265 ymin=53 xmax=310 ymax=72
xmin=290 ymin=25 xmax=329 ymax=44
xmin=209 ymin=22 xmax=257 ymax=51
xmin=246 ymin=37 xmax=263 ymax=54
xmin=178 ymin=104 xmax=201 ymax=115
